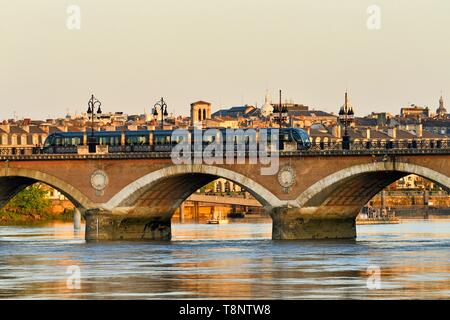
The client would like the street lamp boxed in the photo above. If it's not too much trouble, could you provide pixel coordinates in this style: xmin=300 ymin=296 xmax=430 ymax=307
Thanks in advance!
xmin=153 ymin=97 xmax=168 ymax=129
xmin=338 ymin=91 xmax=354 ymax=150
xmin=86 ymin=94 xmax=102 ymax=153
xmin=273 ymin=90 xmax=288 ymax=128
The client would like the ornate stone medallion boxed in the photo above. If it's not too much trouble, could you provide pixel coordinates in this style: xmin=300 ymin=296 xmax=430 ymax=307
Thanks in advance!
xmin=90 ymin=170 xmax=108 ymax=195
xmin=277 ymin=165 xmax=296 ymax=193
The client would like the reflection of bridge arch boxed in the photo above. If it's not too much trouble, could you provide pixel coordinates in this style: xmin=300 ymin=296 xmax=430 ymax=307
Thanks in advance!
xmin=0 ymin=168 xmax=93 ymax=209
xmin=104 ymin=164 xmax=283 ymax=219
xmin=295 ymin=161 xmax=450 ymax=218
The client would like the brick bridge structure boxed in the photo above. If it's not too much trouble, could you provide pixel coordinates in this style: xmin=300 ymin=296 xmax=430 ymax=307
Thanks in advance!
xmin=1 ymin=149 xmax=449 ymax=241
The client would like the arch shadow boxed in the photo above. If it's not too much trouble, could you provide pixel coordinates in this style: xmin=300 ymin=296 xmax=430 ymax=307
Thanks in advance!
xmin=295 ymin=161 xmax=450 ymax=217
xmin=104 ymin=164 xmax=284 ymax=220
xmin=0 ymin=167 xmax=94 ymax=210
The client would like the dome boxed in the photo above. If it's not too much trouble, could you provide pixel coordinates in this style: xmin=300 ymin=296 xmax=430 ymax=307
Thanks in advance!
xmin=261 ymin=91 xmax=274 ymax=117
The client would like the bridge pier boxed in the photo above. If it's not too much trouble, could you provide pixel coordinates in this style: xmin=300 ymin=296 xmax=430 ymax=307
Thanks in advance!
xmin=84 ymin=209 xmax=171 ymax=241
xmin=73 ymin=208 xmax=82 ymax=231
xmin=270 ymin=207 xmax=356 ymax=240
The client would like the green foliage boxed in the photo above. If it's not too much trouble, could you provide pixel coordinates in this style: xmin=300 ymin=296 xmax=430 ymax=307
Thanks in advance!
xmin=5 ymin=184 xmax=51 ymax=214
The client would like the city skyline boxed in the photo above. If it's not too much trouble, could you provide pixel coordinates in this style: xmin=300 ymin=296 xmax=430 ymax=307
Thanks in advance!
xmin=2 ymin=0 xmax=450 ymax=119
xmin=0 ymin=89 xmax=446 ymax=121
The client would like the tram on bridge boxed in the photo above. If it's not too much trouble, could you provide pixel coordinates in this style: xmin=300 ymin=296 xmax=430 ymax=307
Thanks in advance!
xmin=42 ymin=127 xmax=312 ymax=154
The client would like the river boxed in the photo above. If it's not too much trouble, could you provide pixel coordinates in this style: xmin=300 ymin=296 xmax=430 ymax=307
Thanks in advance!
xmin=0 ymin=218 xmax=449 ymax=299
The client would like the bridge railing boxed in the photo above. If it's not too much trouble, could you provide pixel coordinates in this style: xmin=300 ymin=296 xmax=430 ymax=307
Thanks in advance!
xmin=2 ymin=138 xmax=450 ymax=158
xmin=0 ymin=147 xmax=44 ymax=156
xmin=310 ymin=139 xmax=450 ymax=151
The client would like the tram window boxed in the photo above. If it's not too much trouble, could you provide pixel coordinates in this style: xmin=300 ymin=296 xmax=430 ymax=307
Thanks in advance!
xmin=55 ymin=137 xmax=62 ymax=146
xmin=280 ymin=133 xmax=290 ymax=142
xmin=126 ymin=135 xmax=148 ymax=145
xmin=292 ymin=131 xmax=301 ymax=142
xmin=154 ymin=136 xmax=162 ymax=145
xmin=65 ymin=137 xmax=81 ymax=146
xmin=137 ymin=136 xmax=147 ymax=144
xmin=300 ymin=131 xmax=310 ymax=143
xmin=154 ymin=135 xmax=171 ymax=145
xmin=173 ymin=135 xmax=187 ymax=144
xmin=98 ymin=136 xmax=117 ymax=145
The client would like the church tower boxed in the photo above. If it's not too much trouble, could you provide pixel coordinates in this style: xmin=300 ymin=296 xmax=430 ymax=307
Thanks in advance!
xmin=436 ymin=93 xmax=447 ymax=118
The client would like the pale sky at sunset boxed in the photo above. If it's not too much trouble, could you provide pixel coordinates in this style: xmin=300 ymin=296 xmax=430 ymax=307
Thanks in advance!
xmin=1 ymin=0 xmax=449 ymax=120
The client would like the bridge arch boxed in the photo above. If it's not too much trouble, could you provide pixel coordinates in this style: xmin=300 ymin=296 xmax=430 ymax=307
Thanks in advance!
xmin=104 ymin=164 xmax=283 ymax=218
xmin=295 ymin=161 xmax=450 ymax=217
xmin=0 ymin=167 xmax=94 ymax=209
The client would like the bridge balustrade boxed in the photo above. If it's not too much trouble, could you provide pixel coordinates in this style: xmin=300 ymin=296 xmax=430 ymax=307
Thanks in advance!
xmin=2 ymin=138 xmax=450 ymax=158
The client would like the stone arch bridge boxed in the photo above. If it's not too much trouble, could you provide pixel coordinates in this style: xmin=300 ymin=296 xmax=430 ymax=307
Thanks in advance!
xmin=1 ymin=150 xmax=449 ymax=241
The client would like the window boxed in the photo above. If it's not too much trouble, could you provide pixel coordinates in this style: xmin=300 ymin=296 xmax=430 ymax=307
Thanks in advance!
xmin=11 ymin=135 xmax=17 ymax=145
xmin=32 ymin=134 xmax=39 ymax=145
xmin=1 ymin=134 xmax=7 ymax=145
xmin=280 ymin=133 xmax=290 ymax=142
xmin=154 ymin=135 xmax=171 ymax=145
xmin=99 ymin=136 xmax=119 ymax=146
xmin=126 ymin=135 xmax=148 ymax=145
xmin=21 ymin=134 xmax=28 ymax=145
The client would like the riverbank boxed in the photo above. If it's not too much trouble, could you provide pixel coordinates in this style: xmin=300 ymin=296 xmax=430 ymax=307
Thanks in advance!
xmin=0 ymin=209 xmax=75 ymax=225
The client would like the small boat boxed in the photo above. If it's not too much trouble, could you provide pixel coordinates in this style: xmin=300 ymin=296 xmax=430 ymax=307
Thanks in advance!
xmin=206 ymin=211 xmax=229 ymax=224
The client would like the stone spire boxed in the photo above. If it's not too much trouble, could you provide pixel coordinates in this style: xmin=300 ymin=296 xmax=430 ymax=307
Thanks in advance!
xmin=340 ymin=91 xmax=354 ymax=115
xmin=436 ymin=91 xmax=447 ymax=118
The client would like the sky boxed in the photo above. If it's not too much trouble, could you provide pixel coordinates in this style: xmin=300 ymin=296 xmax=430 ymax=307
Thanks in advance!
xmin=1 ymin=0 xmax=449 ymax=120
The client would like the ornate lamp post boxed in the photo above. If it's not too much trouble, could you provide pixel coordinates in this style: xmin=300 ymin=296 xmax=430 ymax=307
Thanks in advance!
xmin=86 ymin=94 xmax=102 ymax=153
xmin=273 ymin=90 xmax=288 ymax=128
xmin=153 ymin=97 xmax=168 ymax=129
xmin=338 ymin=91 xmax=354 ymax=150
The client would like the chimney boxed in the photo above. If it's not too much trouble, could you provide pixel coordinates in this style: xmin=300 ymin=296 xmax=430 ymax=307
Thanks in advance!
xmin=387 ymin=127 xmax=397 ymax=140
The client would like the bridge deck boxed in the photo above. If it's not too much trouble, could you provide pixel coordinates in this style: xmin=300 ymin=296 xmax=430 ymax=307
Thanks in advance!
xmin=2 ymin=148 xmax=450 ymax=161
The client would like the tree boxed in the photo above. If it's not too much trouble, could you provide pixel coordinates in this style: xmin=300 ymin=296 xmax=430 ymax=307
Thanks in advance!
xmin=7 ymin=184 xmax=51 ymax=214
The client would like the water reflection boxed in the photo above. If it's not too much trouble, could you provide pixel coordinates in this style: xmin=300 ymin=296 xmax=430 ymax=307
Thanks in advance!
xmin=0 ymin=219 xmax=449 ymax=299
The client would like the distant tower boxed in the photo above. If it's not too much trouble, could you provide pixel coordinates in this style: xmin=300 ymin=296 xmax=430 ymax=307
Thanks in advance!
xmin=436 ymin=93 xmax=447 ymax=118
xmin=260 ymin=90 xmax=274 ymax=117
xmin=190 ymin=101 xmax=211 ymax=126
